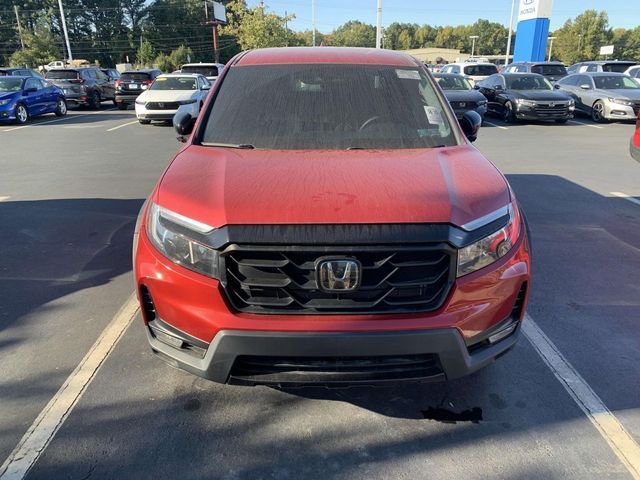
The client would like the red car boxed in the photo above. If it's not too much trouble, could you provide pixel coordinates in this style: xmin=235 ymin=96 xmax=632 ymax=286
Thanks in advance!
xmin=133 ymin=47 xmax=531 ymax=386
xmin=632 ymin=111 xmax=640 ymax=161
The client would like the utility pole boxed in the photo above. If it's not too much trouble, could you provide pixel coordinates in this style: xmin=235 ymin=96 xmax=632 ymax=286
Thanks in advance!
xmin=311 ymin=0 xmax=316 ymax=46
xmin=505 ymin=0 xmax=516 ymax=66
xmin=14 ymin=5 xmax=25 ymax=49
xmin=57 ymin=0 xmax=73 ymax=62
xmin=470 ymin=35 xmax=479 ymax=57
xmin=375 ymin=0 xmax=382 ymax=49
xmin=285 ymin=10 xmax=289 ymax=46
xmin=547 ymin=36 xmax=556 ymax=61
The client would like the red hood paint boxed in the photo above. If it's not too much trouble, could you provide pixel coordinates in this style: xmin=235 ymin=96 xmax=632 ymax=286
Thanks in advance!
xmin=156 ymin=145 xmax=510 ymax=228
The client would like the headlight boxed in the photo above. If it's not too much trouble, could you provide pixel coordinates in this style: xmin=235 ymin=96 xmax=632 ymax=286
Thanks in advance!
xmin=0 ymin=98 xmax=12 ymax=106
xmin=515 ymin=99 xmax=536 ymax=108
xmin=457 ymin=203 xmax=521 ymax=277
xmin=178 ymin=99 xmax=197 ymax=105
xmin=609 ymin=97 xmax=633 ymax=106
xmin=135 ymin=99 xmax=145 ymax=105
xmin=477 ymin=100 xmax=487 ymax=106
xmin=146 ymin=202 xmax=219 ymax=278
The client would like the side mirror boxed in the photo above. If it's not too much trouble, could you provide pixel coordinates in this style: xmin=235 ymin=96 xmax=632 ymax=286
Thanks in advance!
xmin=494 ymin=84 xmax=504 ymax=91
xmin=580 ymin=84 xmax=591 ymax=90
xmin=473 ymin=84 xmax=481 ymax=90
xmin=554 ymin=84 xmax=560 ymax=89
xmin=173 ymin=110 xmax=196 ymax=142
xmin=202 ymin=84 xmax=211 ymax=90
xmin=24 ymin=87 xmax=37 ymax=94
xmin=460 ymin=110 xmax=482 ymax=142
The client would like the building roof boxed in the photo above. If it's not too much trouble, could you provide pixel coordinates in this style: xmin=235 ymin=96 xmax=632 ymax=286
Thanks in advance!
xmin=235 ymin=47 xmax=418 ymax=67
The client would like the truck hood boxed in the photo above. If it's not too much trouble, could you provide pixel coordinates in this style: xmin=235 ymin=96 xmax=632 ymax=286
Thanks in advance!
xmin=156 ymin=145 xmax=510 ymax=228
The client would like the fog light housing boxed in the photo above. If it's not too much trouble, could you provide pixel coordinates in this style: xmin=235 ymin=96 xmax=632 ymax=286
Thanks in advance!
xmin=487 ymin=320 xmax=518 ymax=344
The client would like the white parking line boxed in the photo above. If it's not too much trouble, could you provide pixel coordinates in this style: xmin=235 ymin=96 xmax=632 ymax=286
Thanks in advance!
xmin=567 ymin=120 xmax=604 ymax=129
xmin=523 ymin=315 xmax=640 ymax=479
xmin=106 ymin=120 xmax=139 ymax=132
xmin=483 ymin=121 xmax=509 ymax=130
xmin=0 ymin=196 xmax=10 ymax=202
xmin=2 ymin=108 xmax=116 ymax=132
xmin=0 ymin=293 xmax=139 ymax=480
xmin=610 ymin=191 xmax=640 ymax=207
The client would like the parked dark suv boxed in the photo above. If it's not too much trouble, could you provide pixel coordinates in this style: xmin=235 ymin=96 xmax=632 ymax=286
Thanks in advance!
xmin=114 ymin=69 xmax=162 ymax=110
xmin=503 ymin=62 xmax=567 ymax=82
xmin=45 ymin=67 xmax=115 ymax=109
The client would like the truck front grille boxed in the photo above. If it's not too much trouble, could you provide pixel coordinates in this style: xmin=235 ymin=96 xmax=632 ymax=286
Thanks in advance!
xmin=221 ymin=244 xmax=455 ymax=314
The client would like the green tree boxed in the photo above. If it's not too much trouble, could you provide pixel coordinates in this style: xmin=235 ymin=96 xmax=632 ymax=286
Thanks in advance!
xmin=136 ymin=39 xmax=155 ymax=67
xmin=169 ymin=45 xmax=193 ymax=69
xmin=552 ymin=10 xmax=612 ymax=65
xmin=9 ymin=22 xmax=62 ymax=68
xmin=331 ymin=21 xmax=376 ymax=47
xmin=222 ymin=3 xmax=294 ymax=50
xmin=154 ymin=52 xmax=172 ymax=72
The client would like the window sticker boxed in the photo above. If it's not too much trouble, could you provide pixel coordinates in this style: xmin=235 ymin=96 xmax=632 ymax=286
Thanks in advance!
xmin=396 ymin=69 xmax=421 ymax=80
xmin=424 ymin=106 xmax=444 ymax=125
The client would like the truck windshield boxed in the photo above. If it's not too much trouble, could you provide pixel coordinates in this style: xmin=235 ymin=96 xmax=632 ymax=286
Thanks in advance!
xmin=201 ymin=64 xmax=456 ymax=150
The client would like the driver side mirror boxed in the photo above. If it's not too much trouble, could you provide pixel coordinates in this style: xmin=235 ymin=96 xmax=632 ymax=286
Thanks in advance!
xmin=554 ymin=84 xmax=560 ymax=89
xmin=173 ymin=110 xmax=196 ymax=143
xmin=580 ymin=84 xmax=591 ymax=90
xmin=460 ymin=110 xmax=482 ymax=143
xmin=494 ymin=84 xmax=504 ymax=91
xmin=24 ymin=87 xmax=37 ymax=94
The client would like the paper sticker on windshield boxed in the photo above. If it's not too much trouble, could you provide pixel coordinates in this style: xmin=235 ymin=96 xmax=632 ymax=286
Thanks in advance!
xmin=424 ymin=106 xmax=444 ymax=125
xmin=396 ymin=69 xmax=421 ymax=80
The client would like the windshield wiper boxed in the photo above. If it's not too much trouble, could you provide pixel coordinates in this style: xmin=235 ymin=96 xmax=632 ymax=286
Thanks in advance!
xmin=201 ymin=142 xmax=255 ymax=149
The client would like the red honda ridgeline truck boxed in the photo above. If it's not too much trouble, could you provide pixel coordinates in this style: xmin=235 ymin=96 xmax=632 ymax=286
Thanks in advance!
xmin=133 ymin=48 xmax=532 ymax=386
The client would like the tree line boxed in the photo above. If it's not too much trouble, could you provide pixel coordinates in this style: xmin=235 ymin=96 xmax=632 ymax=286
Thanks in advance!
xmin=0 ymin=0 xmax=638 ymax=69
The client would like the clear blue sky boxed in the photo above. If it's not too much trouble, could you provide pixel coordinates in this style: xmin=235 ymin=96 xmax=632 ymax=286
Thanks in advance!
xmin=248 ymin=0 xmax=639 ymax=32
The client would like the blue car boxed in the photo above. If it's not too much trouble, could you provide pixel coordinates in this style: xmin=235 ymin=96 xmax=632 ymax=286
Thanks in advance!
xmin=0 ymin=76 xmax=67 ymax=124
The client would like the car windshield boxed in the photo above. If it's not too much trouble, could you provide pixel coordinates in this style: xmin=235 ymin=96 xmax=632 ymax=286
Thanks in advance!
xmin=201 ymin=64 xmax=456 ymax=150
xmin=0 ymin=77 xmax=23 ymax=91
xmin=594 ymin=76 xmax=639 ymax=90
xmin=463 ymin=65 xmax=498 ymax=76
xmin=151 ymin=76 xmax=197 ymax=90
xmin=182 ymin=66 xmax=217 ymax=76
xmin=436 ymin=76 xmax=472 ymax=90
xmin=531 ymin=65 xmax=567 ymax=76
xmin=121 ymin=72 xmax=151 ymax=81
xmin=602 ymin=63 xmax=636 ymax=73
xmin=506 ymin=75 xmax=552 ymax=90
xmin=46 ymin=70 xmax=78 ymax=79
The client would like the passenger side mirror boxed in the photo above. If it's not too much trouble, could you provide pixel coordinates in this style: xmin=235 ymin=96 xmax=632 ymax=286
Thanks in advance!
xmin=580 ymin=84 xmax=591 ymax=90
xmin=202 ymin=84 xmax=211 ymax=90
xmin=174 ymin=110 xmax=196 ymax=142
xmin=554 ymin=84 xmax=560 ymax=89
xmin=494 ymin=84 xmax=503 ymax=91
xmin=460 ymin=110 xmax=482 ymax=143
xmin=473 ymin=84 xmax=481 ymax=90
xmin=24 ymin=87 xmax=37 ymax=94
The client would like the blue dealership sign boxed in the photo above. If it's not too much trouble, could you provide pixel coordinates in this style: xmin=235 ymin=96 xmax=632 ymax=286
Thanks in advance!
xmin=513 ymin=0 xmax=554 ymax=62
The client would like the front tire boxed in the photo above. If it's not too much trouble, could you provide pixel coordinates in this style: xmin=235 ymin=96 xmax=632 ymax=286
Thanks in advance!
xmin=502 ymin=101 xmax=516 ymax=123
xmin=117 ymin=103 xmax=127 ymax=110
xmin=90 ymin=91 xmax=101 ymax=110
xmin=591 ymin=100 xmax=607 ymax=123
xmin=54 ymin=98 xmax=67 ymax=117
xmin=14 ymin=103 xmax=28 ymax=124
xmin=138 ymin=119 xmax=151 ymax=125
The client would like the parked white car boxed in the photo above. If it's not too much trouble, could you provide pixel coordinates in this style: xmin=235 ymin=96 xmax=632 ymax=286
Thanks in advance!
xmin=134 ymin=73 xmax=210 ymax=125
xmin=625 ymin=65 xmax=640 ymax=86
xmin=439 ymin=62 xmax=499 ymax=86
xmin=180 ymin=63 xmax=224 ymax=83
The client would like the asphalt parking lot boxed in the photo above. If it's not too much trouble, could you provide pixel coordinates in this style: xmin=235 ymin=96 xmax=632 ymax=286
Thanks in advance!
xmin=1 ymin=106 xmax=639 ymax=479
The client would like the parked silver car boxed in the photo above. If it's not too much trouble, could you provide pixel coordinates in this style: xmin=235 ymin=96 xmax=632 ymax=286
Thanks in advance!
xmin=555 ymin=72 xmax=640 ymax=122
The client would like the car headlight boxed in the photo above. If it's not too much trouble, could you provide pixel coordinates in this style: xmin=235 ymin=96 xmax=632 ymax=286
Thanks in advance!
xmin=515 ymin=99 xmax=536 ymax=108
xmin=146 ymin=202 xmax=219 ymax=278
xmin=135 ymin=99 xmax=145 ymax=105
xmin=178 ymin=99 xmax=197 ymax=105
xmin=0 ymin=98 xmax=12 ymax=106
xmin=457 ymin=203 xmax=521 ymax=277
xmin=477 ymin=100 xmax=487 ymax=106
xmin=609 ymin=97 xmax=633 ymax=106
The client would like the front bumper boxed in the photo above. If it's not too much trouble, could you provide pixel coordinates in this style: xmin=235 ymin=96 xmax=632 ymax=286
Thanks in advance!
xmin=514 ymin=104 xmax=574 ymax=120
xmin=0 ymin=102 xmax=17 ymax=121
xmin=135 ymin=102 xmax=198 ymax=121
xmin=604 ymin=102 xmax=638 ymax=120
xmin=135 ymin=216 xmax=531 ymax=385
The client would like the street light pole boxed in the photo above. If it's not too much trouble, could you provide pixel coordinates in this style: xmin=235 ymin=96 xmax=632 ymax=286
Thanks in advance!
xmin=57 ymin=0 xmax=73 ymax=62
xmin=311 ymin=0 xmax=316 ymax=46
xmin=470 ymin=35 xmax=479 ymax=57
xmin=547 ymin=36 xmax=556 ymax=61
xmin=14 ymin=5 xmax=25 ymax=50
xmin=505 ymin=0 xmax=516 ymax=66
xmin=375 ymin=0 xmax=382 ymax=49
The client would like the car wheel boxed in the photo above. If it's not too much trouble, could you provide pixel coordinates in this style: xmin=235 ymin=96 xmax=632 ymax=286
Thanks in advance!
xmin=113 ymin=98 xmax=118 ymax=107
xmin=138 ymin=119 xmax=151 ymax=125
xmin=502 ymin=101 xmax=516 ymax=123
xmin=90 ymin=91 xmax=101 ymax=110
xmin=54 ymin=98 xmax=67 ymax=117
xmin=117 ymin=103 xmax=128 ymax=110
xmin=591 ymin=100 xmax=607 ymax=123
xmin=14 ymin=103 xmax=29 ymax=124
xmin=554 ymin=118 xmax=568 ymax=124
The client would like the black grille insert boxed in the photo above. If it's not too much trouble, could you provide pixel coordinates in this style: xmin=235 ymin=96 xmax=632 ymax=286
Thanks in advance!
xmin=229 ymin=354 xmax=443 ymax=384
xmin=221 ymin=244 xmax=455 ymax=314
xmin=139 ymin=285 xmax=156 ymax=322
xmin=145 ymin=101 xmax=180 ymax=110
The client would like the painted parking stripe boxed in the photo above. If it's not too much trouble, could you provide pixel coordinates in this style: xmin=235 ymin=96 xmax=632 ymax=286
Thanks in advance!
xmin=0 ymin=196 xmax=10 ymax=202
xmin=523 ymin=315 xmax=640 ymax=479
xmin=610 ymin=191 xmax=640 ymax=207
xmin=567 ymin=120 xmax=604 ymax=129
xmin=483 ymin=121 xmax=509 ymax=130
xmin=0 ymin=293 xmax=139 ymax=480
xmin=106 ymin=120 xmax=139 ymax=132
xmin=2 ymin=108 xmax=116 ymax=132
